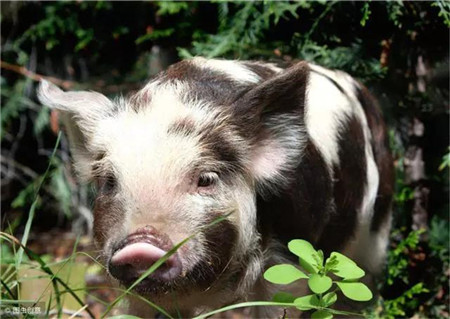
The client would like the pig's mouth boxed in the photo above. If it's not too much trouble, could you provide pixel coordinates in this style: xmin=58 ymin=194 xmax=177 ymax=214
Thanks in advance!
xmin=108 ymin=229 xmax=185 ymax=293
xmin=106 ymin=220 xmax=238 ymax=296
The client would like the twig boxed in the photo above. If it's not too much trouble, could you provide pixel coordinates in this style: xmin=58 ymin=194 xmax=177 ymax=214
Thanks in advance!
xmin=0 ymin=155 xmax=39 ymax=180
xmin=0 ymin=60 xmax=76 ymax=90
xmin=1 ymin=60 xmax=143 ymax=94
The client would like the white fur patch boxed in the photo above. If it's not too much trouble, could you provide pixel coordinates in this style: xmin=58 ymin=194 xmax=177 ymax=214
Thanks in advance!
xmin=305 ymin=65 xmax=355 ymax=166
xmin=250 ymin=138 xmax=287 ymax=181
xmin=191 ymin=57 xmax=261 ymax=84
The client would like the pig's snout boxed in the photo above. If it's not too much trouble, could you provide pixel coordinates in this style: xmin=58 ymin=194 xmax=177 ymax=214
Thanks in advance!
xmin=108 ymin=226 xmax=182 ymax=284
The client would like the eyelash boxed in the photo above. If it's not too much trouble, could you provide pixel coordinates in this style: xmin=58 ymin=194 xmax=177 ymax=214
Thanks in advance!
xmin=197 ymin=172 xmax=218 ymax=188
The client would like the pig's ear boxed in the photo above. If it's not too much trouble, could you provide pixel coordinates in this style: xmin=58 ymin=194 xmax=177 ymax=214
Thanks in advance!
xmin=234 ymin=62 xmax=310 ymax=188
xmin=233 ymin=61 xmax=309 ymax=122
xmin=37 ymin=80 xmax=113 ymax=130
xmin=37 ymin=80 xmax=113 ymax=180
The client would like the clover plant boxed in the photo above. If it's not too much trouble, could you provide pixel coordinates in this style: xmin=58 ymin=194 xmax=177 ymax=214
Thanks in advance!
xmin=264 ymin=239 xmax=373 ymax=319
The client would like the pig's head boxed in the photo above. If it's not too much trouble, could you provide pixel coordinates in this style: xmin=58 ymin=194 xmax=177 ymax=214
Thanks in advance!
xmin=38 ymin=58 xmax=309 ymax=308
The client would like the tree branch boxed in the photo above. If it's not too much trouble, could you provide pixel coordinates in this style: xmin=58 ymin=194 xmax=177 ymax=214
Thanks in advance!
xmin=1 ymin=60 xmax=76 ymax=90
xmin=1 ymin=60 xmax=143 ymax=94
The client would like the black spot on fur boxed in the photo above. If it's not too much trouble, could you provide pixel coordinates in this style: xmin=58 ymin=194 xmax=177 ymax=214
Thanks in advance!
xmin=257 ymin=139 xmax=334 ymax=252
xmin=318 ymin=115 xmax=368 ymax=254
xmin=199 ymin=126 xmax=245 ymax=178
xmin=184 ymin=215 xmax=239 ymax=290
xmin=168 ymin=116 xmax=245 ymax=179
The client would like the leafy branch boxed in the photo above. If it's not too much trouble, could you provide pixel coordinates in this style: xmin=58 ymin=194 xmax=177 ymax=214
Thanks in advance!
xmin=264 ymin=239 xmax=372 ymax=319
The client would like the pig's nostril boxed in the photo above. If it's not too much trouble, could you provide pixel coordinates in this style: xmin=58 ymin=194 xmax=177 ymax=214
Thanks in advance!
xmin=109 ymin=242 xmax=182 ymax=283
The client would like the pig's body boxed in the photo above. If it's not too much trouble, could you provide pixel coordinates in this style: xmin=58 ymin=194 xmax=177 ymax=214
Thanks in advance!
xmin=38 ymin=58 xmax=393 ymax=318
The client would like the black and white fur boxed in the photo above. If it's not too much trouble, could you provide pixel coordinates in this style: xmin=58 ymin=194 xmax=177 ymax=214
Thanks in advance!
xmin=38 ymin=57 xmax=393 ymax=318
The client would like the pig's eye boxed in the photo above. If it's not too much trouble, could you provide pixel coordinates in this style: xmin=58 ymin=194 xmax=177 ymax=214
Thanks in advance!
xmin=96 ymin=175 xmax=117 ymax=194
xmin=197 ymin=172 xmax=218 ymax=188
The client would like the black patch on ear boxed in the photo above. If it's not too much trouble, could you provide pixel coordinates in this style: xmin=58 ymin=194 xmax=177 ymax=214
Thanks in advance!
xmin=232 ymin=62 xmax=309 ymax=140
xmin=355 ymin=85 xmax=394 ymax=232
xmin=318 ymin=115 xmax=367 ymax=254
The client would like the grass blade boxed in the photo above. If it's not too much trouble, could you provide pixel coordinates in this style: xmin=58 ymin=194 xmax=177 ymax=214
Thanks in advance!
xmin=192 ymin=301 xmax=297 ymax=319
xmin=16 ymin=132 xmax=61 ymax=267
xmin=0 ymin=278 xmax=17 ymax=299
xmin=1 ymin=232 xmax=96 ymax=319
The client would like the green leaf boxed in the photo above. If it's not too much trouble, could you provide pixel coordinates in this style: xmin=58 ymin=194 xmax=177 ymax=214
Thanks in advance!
xmin=272 ymin=291 xmax=295 ymax=303
xmin=294 ymin=294 xmax=320 ymax=310
xmin=33 ymin=106 xmax=50 ymax=136
xmin=312 ymin=310 xmax=333 ymax=319
xmin=264 ymin=264 xmax=308 ymax=285
xmin=336 ymin=282 xmax=373 ymax=301
xmin=360 ymin=2 xmax=371 ymax=26
xmin=322 ymin=291 xmax=337 ymax=307
xmin=288 ymin=239 xmax=320 ymax=273
xmin=156 ymin=1 xmax=189 ymax=16
xmin=135 ymin=28 xmax=175 ymax=44
xmin=324 ymin=255 xmax=339 ymax=272
xmin=308 ymin=274 xmax=332 ymax=294
xmin=316 ymin=249 xmax=324 ymax=267
xmin=329 ymin=252 xmax=365 ymax=279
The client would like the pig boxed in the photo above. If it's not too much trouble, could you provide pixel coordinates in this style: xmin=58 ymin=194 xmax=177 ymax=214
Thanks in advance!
xmin=38 ymin=57 xmax=394 ymax=318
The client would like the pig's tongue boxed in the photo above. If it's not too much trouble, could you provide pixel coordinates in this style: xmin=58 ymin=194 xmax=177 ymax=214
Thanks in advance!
xmin=111 ymin=242 xmax=166 ymax=269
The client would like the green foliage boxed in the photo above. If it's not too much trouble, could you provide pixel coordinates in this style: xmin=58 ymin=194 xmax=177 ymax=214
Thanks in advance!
xmin=370 ymin=283 xmax=429 ymax=319
xmin=438 ymin=147 xmax=450 ymax=171
xmin=180 ymin=1 xmax=305 ymax=59
xmin=10 ymin=150 xmax=72 ymax=218
xmin=1 ymin=78 xmax=38 ymax=140
xmin=19 ymin=2 xmax=111 ymax=52
xmin=360 ymin=2 xmax=371 ymax=27
xmin=429 ymin=216 xmax=450 ymax=256
xmin=387 ymin=229 xmax=424 ymax=286
xmin=155 ymin=1 xmax=189 ymax=16
xmin=432 ymin=0 xmax=450 ymax=26
xmin=264 ymin=239 xmax=372 ymax=318
xmin=136 ymin=29 xmax=175 ymax=44
xmin=385 ymin=1 xmax=404 ymax=26
xmin=295 ymin=39 xmax=386 ymax=81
